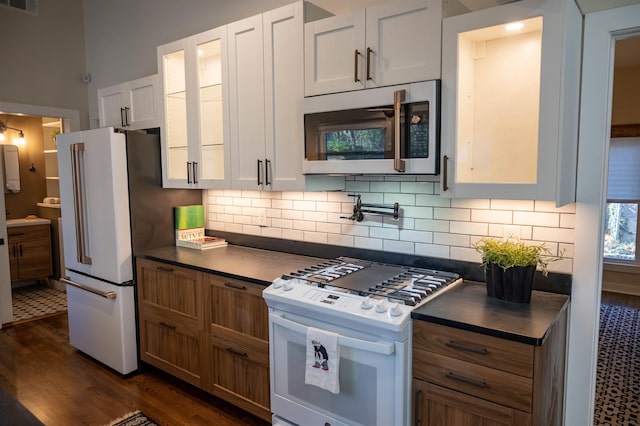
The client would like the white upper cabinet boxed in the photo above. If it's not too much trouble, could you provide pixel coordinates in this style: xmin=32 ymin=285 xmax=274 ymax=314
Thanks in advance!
xmin=229 ymin=2 xmax=341 ymax=191
xmin=439 ymin=0 xmax=582 ymax=206
xmin=97 ymin=75 xmax=160 ymax=130
xmin=157 ymin=26 xmax=230 ymax=189
xmin=304 ymin=0 xmax=441 ymax=96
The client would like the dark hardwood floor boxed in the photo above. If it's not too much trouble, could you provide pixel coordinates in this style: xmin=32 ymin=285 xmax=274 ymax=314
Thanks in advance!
xmin=0 ymin=314 xmax=270 ymax=426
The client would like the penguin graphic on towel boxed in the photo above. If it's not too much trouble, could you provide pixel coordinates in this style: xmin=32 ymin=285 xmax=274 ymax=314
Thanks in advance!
xmin=312 ymin=339 xmax=329 ymax=370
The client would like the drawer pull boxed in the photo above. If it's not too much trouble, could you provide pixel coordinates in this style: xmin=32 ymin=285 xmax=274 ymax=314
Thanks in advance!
xmin=156 ymin=266 xmax=174 ymax=272
xmin=223 ymin=282 xmax=247 ymax=291
xmin=445 ymin=371 xmax=487 ymax=388
xmin=225 ymin=347 xmax=248 ymax=357
xmin=159 ymin=322 xmax=176 ymax=330
xmin=446 ymin=341 xmax=488 ymax=355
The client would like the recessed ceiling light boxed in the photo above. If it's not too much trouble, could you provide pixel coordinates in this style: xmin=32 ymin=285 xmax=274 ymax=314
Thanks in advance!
xmin=506 ymin=22 xmax=524 ymax=31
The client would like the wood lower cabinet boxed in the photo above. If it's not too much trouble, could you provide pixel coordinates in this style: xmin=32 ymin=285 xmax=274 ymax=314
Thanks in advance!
xmin=203 ymin=274 xmax=270 ymax=421
xmin=8 ymin=224 xmax=53 ymax=282
xmin=412 ymin=311 xmax=567 ymax=426
xmin=137 ymin=259 xmax=204 ymax=387
xmin=136 ymin=258 xmax=271 ymax=422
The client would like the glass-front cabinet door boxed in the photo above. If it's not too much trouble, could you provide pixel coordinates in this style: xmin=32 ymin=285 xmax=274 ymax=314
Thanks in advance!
xmin=439 ymin=0 xmax=581 ymax=205
xmin=158 ymin=26 xmax=230 ymax=188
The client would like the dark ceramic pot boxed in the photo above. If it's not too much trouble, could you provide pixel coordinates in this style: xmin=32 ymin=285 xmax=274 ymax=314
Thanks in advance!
xmin=485 ymin=263 xmax=536 ymax=303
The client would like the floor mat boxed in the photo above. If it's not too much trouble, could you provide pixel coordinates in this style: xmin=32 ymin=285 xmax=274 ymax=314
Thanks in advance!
xmin=11 ymin=284 xmax=67 ymax=322
xmin=594 ymin=303 xmax=640 ymax=425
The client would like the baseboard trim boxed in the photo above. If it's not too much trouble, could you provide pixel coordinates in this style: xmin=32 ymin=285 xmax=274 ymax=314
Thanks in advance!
xmin=602 ymin=281 xmax=640 ymax=297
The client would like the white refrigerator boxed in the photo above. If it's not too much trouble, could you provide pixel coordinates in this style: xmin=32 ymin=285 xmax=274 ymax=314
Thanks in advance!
xmin=57 ymin=127 xmax=201 ymax=374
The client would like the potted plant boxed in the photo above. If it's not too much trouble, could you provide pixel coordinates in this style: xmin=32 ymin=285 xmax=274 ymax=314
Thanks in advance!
xmin=474 ymin=238 xmax=562 ymax=303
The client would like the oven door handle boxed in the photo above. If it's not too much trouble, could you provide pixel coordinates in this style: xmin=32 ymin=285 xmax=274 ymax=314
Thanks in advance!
xmin=271 ymin=313 xmax=395 ymax=355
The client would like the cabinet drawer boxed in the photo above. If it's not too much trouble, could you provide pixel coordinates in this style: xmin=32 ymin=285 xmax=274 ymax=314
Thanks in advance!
xmin=207 ymin=334 xmax=270 ymax=415
xmin=205 ymin=274 xmax=269 ymax=345
xmin=8 ymin=224 xmax=50 ymax=242
xmin=136 ymin=259 xmax=203 ymax=328
xmin=139 ymin=312 xmax=203 ymax=387
xmin=413 ymin=348 xmax=533 ymax=413
xmin=413 ymin=321 xmax=534 ymax=377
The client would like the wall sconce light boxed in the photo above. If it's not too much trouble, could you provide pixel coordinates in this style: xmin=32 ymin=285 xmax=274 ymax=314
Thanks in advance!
xmin=0 ymin=121 xmax=26 ymax=146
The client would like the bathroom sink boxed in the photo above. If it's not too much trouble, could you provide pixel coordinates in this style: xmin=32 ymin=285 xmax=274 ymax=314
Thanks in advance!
xmin=6 ymin=217 xmax=51 ymax=227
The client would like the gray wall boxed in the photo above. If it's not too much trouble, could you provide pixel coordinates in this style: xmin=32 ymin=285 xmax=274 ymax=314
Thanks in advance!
xmin=82 ymin=0 xmax=384 ymax=128
xmin=0 ymin=0 xmax=88 ymax=126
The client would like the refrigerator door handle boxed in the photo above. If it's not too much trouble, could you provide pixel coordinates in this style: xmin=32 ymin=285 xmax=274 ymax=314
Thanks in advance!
xmin=70 ymin=143 xmax=92 ymax=265
xmin=61 ymin=277 xmax=117 ymax=299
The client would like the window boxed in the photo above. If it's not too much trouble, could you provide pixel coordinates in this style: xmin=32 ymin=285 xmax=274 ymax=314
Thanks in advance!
xmin=604 ymin=137 xmax=640 ymax=267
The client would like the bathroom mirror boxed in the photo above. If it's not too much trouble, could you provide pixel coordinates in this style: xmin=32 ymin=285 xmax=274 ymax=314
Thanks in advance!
xmin=2 ymin=145 xmax=20 ymax=193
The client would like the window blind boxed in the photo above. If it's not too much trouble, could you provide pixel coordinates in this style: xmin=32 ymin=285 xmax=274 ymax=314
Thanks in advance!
xmin=607 ymin=137 xmax=640 ymax=202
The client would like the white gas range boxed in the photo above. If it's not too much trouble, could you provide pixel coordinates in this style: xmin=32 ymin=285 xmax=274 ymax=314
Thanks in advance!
xmin=263 ymin=257 xmax=461 ymax=426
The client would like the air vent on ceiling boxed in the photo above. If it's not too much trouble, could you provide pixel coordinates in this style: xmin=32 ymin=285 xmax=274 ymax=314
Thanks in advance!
xmin=0 ymin=0 xmax=38 ymax=15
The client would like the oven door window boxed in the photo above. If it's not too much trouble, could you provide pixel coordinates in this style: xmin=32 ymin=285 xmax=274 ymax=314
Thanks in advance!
xmin=270 ymin=313 xmax=405 ymax=426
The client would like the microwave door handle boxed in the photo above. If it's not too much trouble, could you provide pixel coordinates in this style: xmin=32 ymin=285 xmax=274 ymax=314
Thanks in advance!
xmin=70 ymin=143 xmax=92 ymax=265
xmin=393 ymin=90 xmax=406 ymax=172
xmin=270 ymin=313 xmax=395 ymax=355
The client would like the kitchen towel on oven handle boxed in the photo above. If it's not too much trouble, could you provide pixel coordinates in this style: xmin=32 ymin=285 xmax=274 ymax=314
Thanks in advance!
xmin=305 ymin=327 xmax=340 ymax=394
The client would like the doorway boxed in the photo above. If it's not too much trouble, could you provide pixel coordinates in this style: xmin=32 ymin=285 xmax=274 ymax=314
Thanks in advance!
xmin=0 ymin=101 xmax=79 ymax=327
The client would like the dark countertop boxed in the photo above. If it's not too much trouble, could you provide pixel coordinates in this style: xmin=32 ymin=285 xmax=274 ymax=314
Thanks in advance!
xmin=135 ymin=245 xmax=325 ymax=286
xmin=411 ymin=281 xmax=570 ymax=346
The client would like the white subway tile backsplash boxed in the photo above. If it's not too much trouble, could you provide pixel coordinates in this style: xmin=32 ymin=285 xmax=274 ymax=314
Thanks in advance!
xmin=434 ymin=232 xmax=470 ymax=247
xmin=415 ymin=219 xmax=450 ymax=233
xmin=434 ymin=207 xmax=471 ymax=221
xmin=472 ymin=209 xmax=512 ymax=224
xmin=205 ymin=179 xmax=575 ymax=274
xmin=491 ymin=199 xmax=535 ymax=211
xmin=399 ymin=229 xmax=433 ymax=244
xmin=514 ymin=211 xmax=560 ymax=227
xmin=303 ymin=211 xmax=328 ymax=222
xmin=370 ymin=227 xmax=400 ymax=240
xmin=401 ymin=181 xmax=434 ymax=194
xmin=451 ymin=199 xmax=491 ymax=209
xmin=450 ymin=221 xmax=489 ymax=236
xmin=415 ymin=243 xmax=449 ymax=258
xmin=383 ymin=239 xmax=415 ymax=254
xmin=354 ymin=236 xmax=383 ymax=250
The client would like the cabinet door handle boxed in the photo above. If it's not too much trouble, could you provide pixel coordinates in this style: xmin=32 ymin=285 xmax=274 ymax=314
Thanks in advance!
xmin=225 ymin=347 xmax=248 ymax=357
xmin=354 ymin=49 xmax=360 ymax=83
xmin=12 ymin=244 xmax=17 ymax=258
xmin=120 ymin=107 xmax=126 ymax=127
xmin=156 ymin=266 xmax=174 ymax=272
xmin=223 ymin=281 xmax=247 ymax=291
xmin=366 ymin=47 xmax=373 ymax=81
xmin=187 ymin=162 xmax=192 ymax=184
xmin=265 ymin=159 xmax=271 ymax=186
xmin=19 ymin=244 xmax=22 ymax=257
xmin=124 ymin=106 xmax=130 ymax=126
xmin=414 ymin=389 xmax=423 ymax=426
xmin=159 ymin=322 xmax=176 ymax=330
xmin=193 ymin=162 xmax=198 ymax=184
xmin=442 ymin=155 xmax=449 ymax=192
xmin=257 ymin=159 xmax=263 ymax=186
xmin=446 ymin=340 xmax=488 ymax=355
xmin=445 ymin=371 xmax=487 ymax=388
xmin=9 ymin=232 xmax=24 ymax=237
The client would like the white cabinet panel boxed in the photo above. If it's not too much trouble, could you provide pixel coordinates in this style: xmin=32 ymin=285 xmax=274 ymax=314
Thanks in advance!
xmin=440 ymin=0 xmax=581 ymax=205
xmin=97 ymin=75 xmax=160 ymax=130
xmin=305 ymin=0 xmax=441 ymax=96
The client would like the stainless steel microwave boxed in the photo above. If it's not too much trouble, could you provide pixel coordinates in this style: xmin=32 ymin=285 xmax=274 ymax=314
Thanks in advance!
xmin=303 ymin=80 xmax=440 ymax=175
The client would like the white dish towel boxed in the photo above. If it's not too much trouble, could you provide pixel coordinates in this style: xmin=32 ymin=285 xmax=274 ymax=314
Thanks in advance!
xmin=304 ymin=327 xmax=340 ymax=394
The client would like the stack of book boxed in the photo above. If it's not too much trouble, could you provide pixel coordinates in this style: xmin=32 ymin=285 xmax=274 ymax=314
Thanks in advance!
xmin=174 ymin=205 xmax=227 ymax=250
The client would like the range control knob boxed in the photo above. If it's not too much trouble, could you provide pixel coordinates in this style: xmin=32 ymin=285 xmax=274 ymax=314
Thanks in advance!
xmin=272 ymin=278 xmax=284 ymax=289
xmin=389 ymin=303 xmax=403 ymax=317
xmin=374 ymin=300 xmax=388 ymax=313
xmin=361 ymin=297 xmax=374 ymax=310
xmin=283 ymin=281 xmax=295 ymax=291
